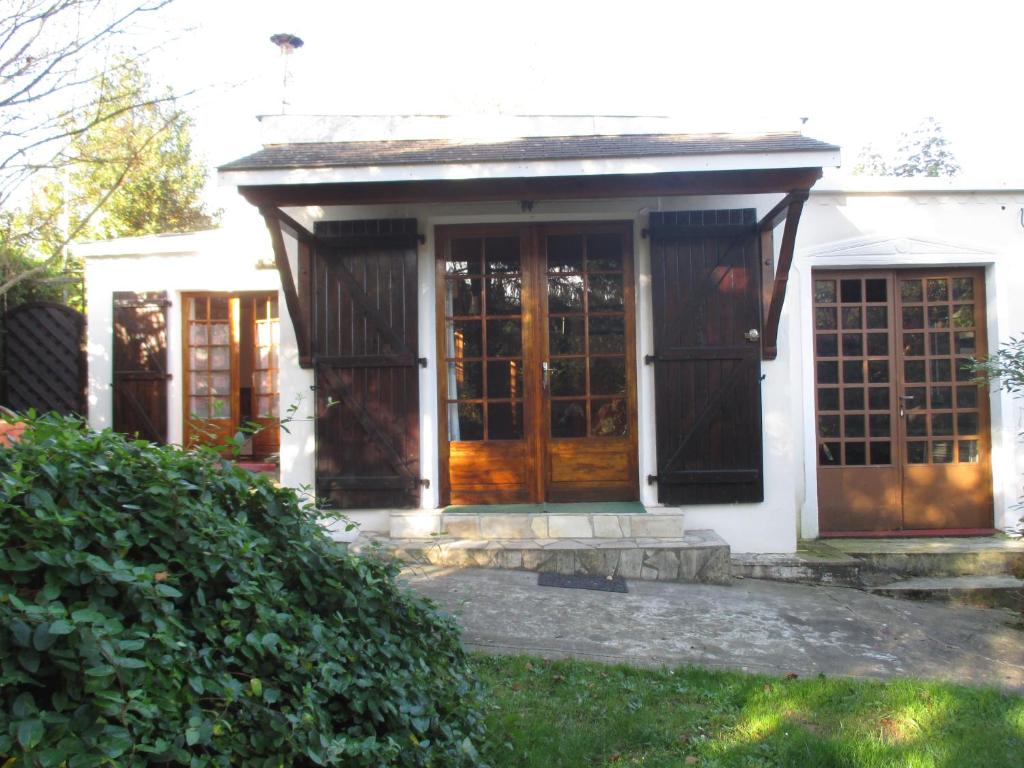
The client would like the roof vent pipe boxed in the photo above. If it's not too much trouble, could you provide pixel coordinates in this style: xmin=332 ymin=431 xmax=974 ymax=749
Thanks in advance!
xmin=269 ymin=33 xmax=304 ymax=114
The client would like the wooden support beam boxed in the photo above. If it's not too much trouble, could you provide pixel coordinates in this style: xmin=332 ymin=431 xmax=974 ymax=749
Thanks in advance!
xmin=761 ymin=193 xmax=808 ymax=361
xmin=275 ymin=208 xmax=316 ymax=243
xmin=260 ymin=207 xmax=312 ymax=368
xmin=758 ymin=189 xmax=809 ymax=232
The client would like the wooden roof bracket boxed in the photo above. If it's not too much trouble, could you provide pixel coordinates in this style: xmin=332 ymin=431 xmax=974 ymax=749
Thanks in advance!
xmin=259 ymin=206 xmax=313 ymax=368
xmin=759 ymin=189 xmax=810 ymax=361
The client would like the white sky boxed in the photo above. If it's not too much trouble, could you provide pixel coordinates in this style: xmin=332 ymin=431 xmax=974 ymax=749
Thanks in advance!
xmin=132 ymin=0 xmax=1024 ymax=202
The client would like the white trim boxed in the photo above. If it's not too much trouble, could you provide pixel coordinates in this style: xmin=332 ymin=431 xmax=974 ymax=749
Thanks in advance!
xmin=796 ymin=237 xmax=1009 ymax=538
xmin=218 ymin=149 xmax=841 ymax=188
xmin=814 ymin=175 xmax=1024 ymax=194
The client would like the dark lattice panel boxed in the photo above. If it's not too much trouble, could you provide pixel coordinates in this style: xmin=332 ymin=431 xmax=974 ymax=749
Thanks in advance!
xmin=2 ymin=302 xmax=86 ymax=415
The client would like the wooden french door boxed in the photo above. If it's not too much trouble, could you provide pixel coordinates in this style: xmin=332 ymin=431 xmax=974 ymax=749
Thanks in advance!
xmin=814 ymin=269 xmax=993 ymax=533
xmin=436 ymin=222 xmax=638 ymax=505
xmin=183 ymin=292 xmax=280 ymax=457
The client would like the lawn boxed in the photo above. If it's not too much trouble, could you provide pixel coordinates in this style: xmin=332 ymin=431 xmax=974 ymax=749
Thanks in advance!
xmin=474 ymin=654 xmax=1024 ymax=768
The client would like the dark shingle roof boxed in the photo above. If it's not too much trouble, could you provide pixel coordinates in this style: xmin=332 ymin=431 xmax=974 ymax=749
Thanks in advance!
xmin=219 ymin=133 xmax=838 ymax=172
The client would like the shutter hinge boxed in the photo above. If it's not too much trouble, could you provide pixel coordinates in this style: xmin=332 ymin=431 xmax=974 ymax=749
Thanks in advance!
xmin=644 ymin=354 xmax=657 ymax=365
xmin=419 ymin=478 xmax=431 ymax=488
xmin=418 ymin=357 xmax=428 ymax=368
xmin=641 ymin=228 xmax=649 ymax=239
xmin=647 ymin=474 xmax=658 ymax=485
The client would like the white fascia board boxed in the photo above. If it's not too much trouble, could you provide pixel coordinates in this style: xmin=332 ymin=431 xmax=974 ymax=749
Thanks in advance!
xmin=217 ymin=149 xmax=841 ymax=188
xmin=73 ymin=229 xmax=220 ymax=259
xmin=814 ymin=175 xmax=1024 ymax=194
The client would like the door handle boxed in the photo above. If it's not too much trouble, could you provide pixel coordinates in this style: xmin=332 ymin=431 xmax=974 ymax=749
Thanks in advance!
xmin=541 ymin=361 xmax=550 ymax=391
xmin=744 ymin=328 xmax=760 ymax=343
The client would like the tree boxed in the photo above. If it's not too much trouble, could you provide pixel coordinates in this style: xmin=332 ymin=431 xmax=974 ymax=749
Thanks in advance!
xmin=852 ymin=117 xmax=960 ymax=177
xmin=0 ymin=0 xmax=192 ymax=301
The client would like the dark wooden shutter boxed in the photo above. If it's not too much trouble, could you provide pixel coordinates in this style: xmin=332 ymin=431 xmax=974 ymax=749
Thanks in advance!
xmin=648 ymin=210 xmax=764 ymax=504
xmin=113 ymin=291 xmax=169 ymax=442
xmin=313 ymin=219 xmax=421 ymax=509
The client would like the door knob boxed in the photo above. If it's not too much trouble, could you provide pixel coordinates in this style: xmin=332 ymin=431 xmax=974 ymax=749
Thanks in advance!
xmin=744 ymin=328 xmax=760 ymax=342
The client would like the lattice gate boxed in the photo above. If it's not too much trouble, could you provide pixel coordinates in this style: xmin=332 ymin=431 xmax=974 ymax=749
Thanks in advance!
xmin=1 ymin=302 xmax=86 ymax=415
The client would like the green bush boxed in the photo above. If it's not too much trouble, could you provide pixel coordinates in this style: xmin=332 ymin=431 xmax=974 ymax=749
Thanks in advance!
xmin=0 ymin=414 xmax=486 ymax=766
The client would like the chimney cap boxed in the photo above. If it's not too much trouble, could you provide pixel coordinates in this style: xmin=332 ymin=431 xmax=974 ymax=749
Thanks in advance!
xmin=270 ymin=33 xmax=304 ymax=52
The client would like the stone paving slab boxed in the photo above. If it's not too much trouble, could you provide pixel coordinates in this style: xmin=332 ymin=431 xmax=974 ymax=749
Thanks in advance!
xmin=405 ymin=566 xmax=1024 ymax=691
xmin=827 ymin=536 xmax=1024 ymax=554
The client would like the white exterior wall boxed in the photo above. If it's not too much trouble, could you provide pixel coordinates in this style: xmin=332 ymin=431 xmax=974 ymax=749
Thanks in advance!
xmin=81 ymin=182 xmax=1024 ymax=554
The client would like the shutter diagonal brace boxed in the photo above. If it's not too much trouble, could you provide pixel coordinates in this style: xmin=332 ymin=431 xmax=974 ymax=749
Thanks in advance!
xmin=759 ymin=189 xmax=809 ymax=361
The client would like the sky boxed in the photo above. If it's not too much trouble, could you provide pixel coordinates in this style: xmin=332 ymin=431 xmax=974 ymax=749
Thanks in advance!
xmin=126 ymin=0 xmax=1024 ymax=208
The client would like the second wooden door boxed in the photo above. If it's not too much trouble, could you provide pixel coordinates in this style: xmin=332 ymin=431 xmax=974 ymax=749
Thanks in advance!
xmin=436 ymin=223 xmax=639 ymax=505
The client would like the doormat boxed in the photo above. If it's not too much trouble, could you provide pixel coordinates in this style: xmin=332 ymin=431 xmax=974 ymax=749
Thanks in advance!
xmin=537 ymin=573 xmax=628 ymax=593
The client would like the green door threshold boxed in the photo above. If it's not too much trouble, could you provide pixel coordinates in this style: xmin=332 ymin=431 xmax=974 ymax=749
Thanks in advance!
xmin=442 ymin=501 xmax=646 ymax=515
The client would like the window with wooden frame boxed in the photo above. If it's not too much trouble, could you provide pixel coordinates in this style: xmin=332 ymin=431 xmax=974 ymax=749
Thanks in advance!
xmin=183 ymin=292 xmax=280 ymax=459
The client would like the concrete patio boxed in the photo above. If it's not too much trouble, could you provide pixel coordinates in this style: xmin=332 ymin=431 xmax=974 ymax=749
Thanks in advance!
xmin=405 ymin=566 xmax=1024 ymax=691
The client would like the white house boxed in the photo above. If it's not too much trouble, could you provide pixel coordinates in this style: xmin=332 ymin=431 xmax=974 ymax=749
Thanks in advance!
xmin=78 ymin=115 xmax=1024 ymax=556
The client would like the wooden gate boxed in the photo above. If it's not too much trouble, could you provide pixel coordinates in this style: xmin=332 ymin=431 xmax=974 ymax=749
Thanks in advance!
xmin=648 ymin=210 xmax=764 ymax=504
xmin=2 ymin=302 xmax=86 ymax=415
xmin=313 ymin=220 xmax=422 ymax=509
xmin=113 ymin=291 xmax=169 ymax=442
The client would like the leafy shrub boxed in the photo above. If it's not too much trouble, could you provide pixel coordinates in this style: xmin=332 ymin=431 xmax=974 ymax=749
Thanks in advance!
xmin=0 ymin=414 xmax=486 ymax=766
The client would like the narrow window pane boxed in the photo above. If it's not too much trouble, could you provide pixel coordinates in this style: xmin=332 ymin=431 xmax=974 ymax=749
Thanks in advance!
xmin=843 ymin=388 xmax=865 ymax=410
xmin=843 ymin=361 xmax=864 ymax=383
xmin=819 ymin=442 xmax=841 ymax=466
xmin=210 ymin=347 xmax=230 ymax=370
xmin=865 ymin=279 xmax=887 ymax=302
xmin=818 ymin=388 xmax=840 ymax=411
xmin=210 ymin=296 xmax=229 ymax=320
xmin=868 ymin=360 xmax=889 ymax=383
xmin=866 ymin=307 xmax=888 ymax=329
xmin=487 ymin=402 xmax=523 ymax=440
xmin=191 ymin=347 xmax=209 ymax=371
xmin=547 ymin=235 xmax=583 ymax=273
xmin=868 ymin=387 xmax=890 ymax=411
xmin=932 ymin=440 xmax=954 ymax=464
xmin=819 ymin=415 xmax=840 ymax=438
xmin=844 ymin=414 xmax=865 ymax=438
xmin=210 ymin=324 xmax=230 ymax=345
xmin=907 ymin=442 xmax=928 ymax=464
xmin=551 ymin=400 xmax=586 ymax=438
xmin=870 ymin=414 xmax=891 ymax=437
xmin=189 ymin=324 xmax=208 ymax=345
xmin=591 ymin=399 xmax=628 ymax=437
xmin=840 ymin=279 xmax=862 ymax=303
xmin=590 ymin=357 xmax=626 ymax=396
xmin=931 ymin=413 xmax=953 ymax=436
xmin=447 ymin=239 xmax=482 ymax=274
xmin=587 ymin=234 xmax=623 ymax=271
xmin=842 ymin=333 xmax=863 ymax=357
xmin=952 ymin=278 xmax=975 ymax=301
xmin=487 ymin=319 xmax=523 ymax=357
xmin=446 ymin=278 xmax=482 ymax=315
xmin=548 ymin=275 xmax=584 ymax=312
xmin=815 ymin=280 xmax=837 ymax=303
xmin=845 ymin=443 xmax=866 ymax=465
xmin=550 ymin=358 xmax=585 ymax=396
xmin=927 ymin=279 xmax=949 ymax=302
xmin=842 ymin=307 xmax=862 ymax=329
xmin=817 ymin=361 xmax=839 ymax=384
xmin=589 ymin=315 xmax=625 ymax=353
xmin=952 ymin=305 xmax=975 ymax=328
xmin=954 ymin=331 xmax=976 ymax=355
xmin=190 ymin=397 xmax=209 ymax=417
xmin=867 ymin=333 xmax=888 ymax=356
xmin=929 ymin=332 xmax=950 ymax=356
xmin=816 ymin=334 xmax=838 ymax=357
xmin=904 ymin=360 xmax=926 ymax=383
xmin=485 ymin=237 xmax=520 ymax=274
xmin=449 ymin=403 xmax=483 ymax=441
xmin=486 ymin=360 xmax=523 ymax=399
xmin=955 ymin=358 xmax=975 ymax=381
xmin=927 ymin=306 xmax=950 ymax=329
xmin=956 ymin=386 xmax=978 ymax=408
xmin=815 ymin=307 xmax=837 ymax=330
xmin=902 ymin=306 xmax=924 ymax=329
xmin=903 ymin=333 xmax=924 ymax=356
xmin=870 ymin=442 xmax=892 ymax=465
xmin=486 ymin=277 xmax=522 ymax=314
xmin=901 ymin=280 xmax=923 ymax=302
xmin=958 ymin=440 xmax=979 ymax=463
xmin=930 ymin=359 xmax=951 ymax=382
xmin=957 ymin=412 xmax=979 ymax=436
xmin=907 ymin=414 xmax=927 ymax=437
xmin=906 ymin=386 xmax=927 ymax=409
xmin=448 ymin=361 xmax=483 ymax=399
xmin=588 ymin=274 xmax=625 ymax=310
xmin=930 ymin=386 xmax=952 ymax=409
xmin=548 ymin=316 xmax=585 ymax=355
xmin=447 ymin=320 xmax=482 ymax=358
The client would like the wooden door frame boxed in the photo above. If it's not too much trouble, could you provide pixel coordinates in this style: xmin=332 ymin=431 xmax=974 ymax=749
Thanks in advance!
xmin=813 ymin=266 xmax=995 ymax=535
xmin=181 ymin=290 xmax=279 ymax=451
xmin=434 ymin=221 xmax=639 ymax=506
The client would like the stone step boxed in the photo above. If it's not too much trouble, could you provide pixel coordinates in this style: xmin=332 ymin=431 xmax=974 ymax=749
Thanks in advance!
xmin=731 ymin=552 xmax=863 ymax=587
xmin=825 ymin=538 xmax=1024 ymax=580
xmin=355 ymin=529 xmax=730 ymax=584
xmin=869 ymin=575 xmax=1024 ymax=611
xmin=389 ymin=510 xmax=685 ymax=540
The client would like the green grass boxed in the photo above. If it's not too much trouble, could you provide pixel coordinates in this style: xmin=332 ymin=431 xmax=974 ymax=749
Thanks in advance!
xmin=474 ymin=654 xmax=1024 ymax=767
